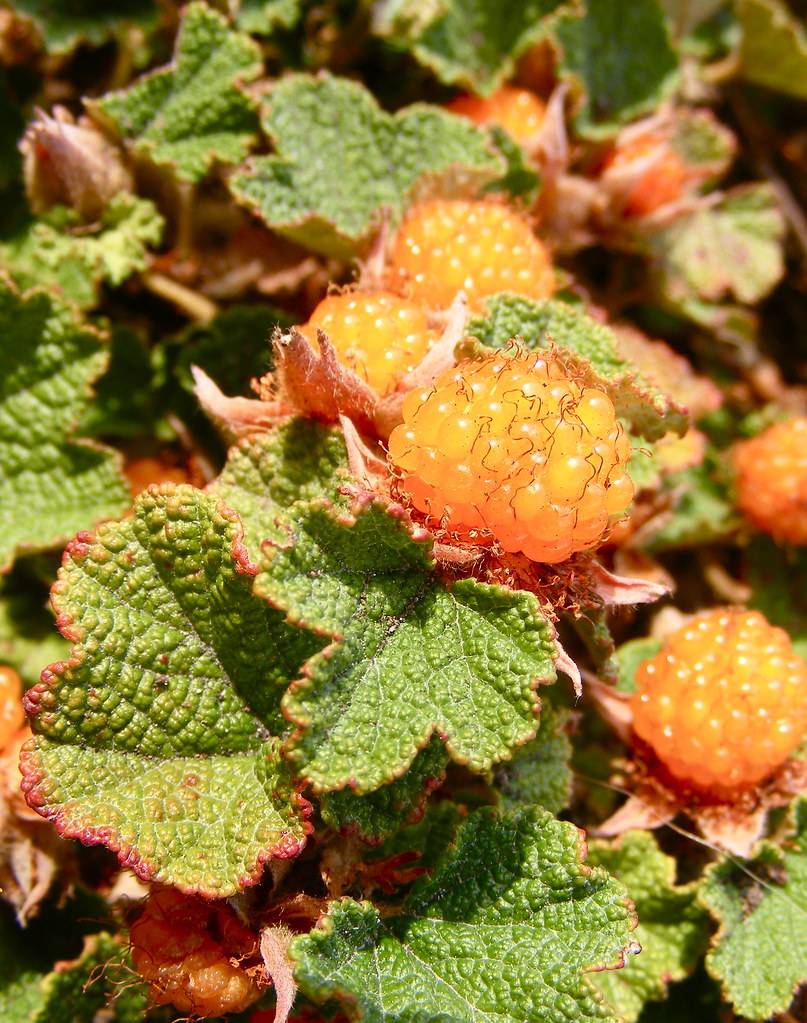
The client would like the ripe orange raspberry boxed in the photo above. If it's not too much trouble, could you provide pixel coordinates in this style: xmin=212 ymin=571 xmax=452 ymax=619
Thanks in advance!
xmin=733 ymin=417 xmax=807 ymax=545
xmin=445 ymin=85 xmax=547 ymax=143
xmin=0 ymin=665 xmax=25 ymax=753
xmin=298 ymin=290 xmax=437 ymax=394
xmin=387 ymin=348 xmax=633 ymax=562
xmin=631 ymin=608 xmax=807 ymax=796
xmin=389 ymin=199 xmax=555 ymax=312
xmin=601 ymin=132 xmax=687 ymax=218
xmin=130 ymin=886 xmax=263 ymax=1016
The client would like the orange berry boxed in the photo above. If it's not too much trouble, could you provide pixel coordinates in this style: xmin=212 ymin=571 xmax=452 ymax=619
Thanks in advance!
xmin=124 ymin=457 xmax=194 ymax=498
xmin=631 ymin=608 xmax=807 ymax=795
xmin=445 ymin=85 xmax=546 ymax=143
xmin=387 ymin=348 xmax=633 ymax=562
xmin=130 ymin=886 xmax=263 ymax=1017
xmin=734 ymin=417 xmax=807 ymax=545
xmin=389 ymin=199 xmax=555 ymax=312
xmin=299 ymin=290 xmax=437 ymax=394
xmin=601 ymin=132 xmax=687 ymax=218
xmin=0 ymin=665 xmax=25 ymax=753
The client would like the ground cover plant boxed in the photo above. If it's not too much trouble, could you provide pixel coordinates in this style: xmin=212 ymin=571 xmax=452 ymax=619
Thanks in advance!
xmin=2 ymin=1 xmax=807 ymax=1020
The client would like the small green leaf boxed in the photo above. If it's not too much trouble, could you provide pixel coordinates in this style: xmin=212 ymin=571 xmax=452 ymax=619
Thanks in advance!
xmin=587 ymin=831 xmax=711 ymax=1022
xmin=291 ymin=807 xmax=637 ymax=1023
xmin=493 ymin=700 xmax=573 ymax=815
xmin=22 ymin=486 xmax=315 ymax=895
xmin=214 ymin=421 xmax=350 ymax=560
xmin=12 ymin=0 xmax=159 ymax=54
xmin=649 ymin=183 xmax=786 ymax=308
xmin=465 ymin=294 xmax=689 ymax=440
xmin=700 ymin=800 xmax=807 ymax=1019
xmin=735 ymin=0 xmax=807 ymax=100
xmin=556 ymin=0 xmax=680 ymax=138
xmin=256 ymin=495 xmax=558 ymax=793
xmin=235 ymin=0 xmax=303 ymax=33
xmin=0 ymin=279 xmax=129 ymax=571
xmin=93 ymin=1 xmax=263 ymax=182
xmin=0 ymin=195 xmax=164 ymax=309
xmin=641 ymin=457 xmax=739 ymax=552
xmin=319 ymin=737 xmax=449 ymax=841
xmin=229 ymin=74 xmax=506 ymax=258
xmin=372 ymin=0 xmax=567 ymax=95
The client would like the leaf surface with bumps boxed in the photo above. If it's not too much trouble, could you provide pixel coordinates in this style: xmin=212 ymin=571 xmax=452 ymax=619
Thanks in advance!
xmin=493 ymin=700 xmax=573 ymax=815
xmin=12 ymin=0 xmax=158 ymax=54
xmin=0 ymin=279 xmax=129 ymax=571
xmin=93 ymin=1 xmax=262 ymax=182
xmin=21 ymin=487 xmax=315 ymax=896
xmin=229 ymin=74 xmax=506 ymax=257
xmin=465 ymin=294 xmax=688 ymax=440
xmin=291 ymin=807 xmax=637 ymax=1023
xmin=255 ymin=494 xmax=559 ymax=794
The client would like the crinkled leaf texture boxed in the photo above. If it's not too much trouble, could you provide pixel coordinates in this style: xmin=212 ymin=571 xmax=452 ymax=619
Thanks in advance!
xmin=255 ymin=494 xmax=559 ymax=794
xmin=466 ymin=294 xmax=688 ymax=441
xmin=586 ymin=830 xmax=711 ymax=1022
xmin=291 ymin=806 xmax=638 ymax=1023
xmin=700 ymin=799 xmax=807 ymax=1019
xmin=21 ymin=486 xmax=314 ymax=896
xmin=12 ymin=0 xmax=158 ymax=54
xmin=93 ymin=1 xmax=262 ymax=182
xmin=371 ymin=0 xmax=566 ymax=95
xmin=493 ymin=700 xmax=573 ymax=816
xmin=229 ymin=73 xmax=506 ymax=258
xmin=0 ymin=279 xmax=129 ymax=571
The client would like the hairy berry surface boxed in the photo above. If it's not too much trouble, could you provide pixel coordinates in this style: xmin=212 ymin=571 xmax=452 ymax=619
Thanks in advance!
xmin=299 ymin=290 xmax=437 ymax=394
xmin=631 ymin=608 xmax=807 ymax=795
xmin=387 ymin=349 xmax=633 ymax=562
xmin=734 ymin=417 xmax=807 ymax=545
xmin=389 ymin=199 xmax=555 ymax=312
xmin=446 ymin=85 xmax=547 ymax=142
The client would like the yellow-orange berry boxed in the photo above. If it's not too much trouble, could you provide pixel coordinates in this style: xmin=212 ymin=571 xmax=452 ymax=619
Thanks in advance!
xmin=299 ymin=290 xmax=437 ymax=394
xmin=600 ymin=132 xmax=687 ymax=218
xmin=0 ymin=665 xmax=25 ymax=753
xmin=631 ymin=608 xmax=807 ymax=796
xmin=389 ymin=199 xmax=555 ymax=312
xmin=130 ymin=887 xmax=263 ymax=1017
xmin=445 ymin=85 xmax=547 ymax=143
xmin=387 ymin=349 xmax=633 ymax=562
xmin=734 ymin=417 xmax=807 ymax=545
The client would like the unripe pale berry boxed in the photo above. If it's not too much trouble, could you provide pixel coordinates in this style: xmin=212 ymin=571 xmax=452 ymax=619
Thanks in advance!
xmin=387 ymin=349 xmax=633 ymax=562
xmin=631 ymin=608 xmax=807 ymax=795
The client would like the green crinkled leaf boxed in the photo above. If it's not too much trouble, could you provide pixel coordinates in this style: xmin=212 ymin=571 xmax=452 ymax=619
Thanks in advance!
xmin=214 ymin=421 xmax=350 ymax=560
xmin=465 ymin=294 xmax=689 ymax=440
xmin=372 ymin=0 xmax=567 ymax=95
xmin=12 ymin=0 xmax=159 ymax=54
xmin=745 ymin=535 xmax=807 ymax=662
xmin=235 ymin=0 xmax=303 ymax=33
xmin=371 ymin=800 xmax=465 ymax=873
xmin=700 ymin=800 xmax=807 ymax=1019
xmin=493 ymin=700 xmax=573 ymax=815
xmin=649 ymin=183 xmax=786 ymax=308
xmin=255 ymin=494 xmax=559 ymax=794
xmin=22 ymin=486 xmax=315 ymax=896
xmin=484 ymin=124 xmax=542 ymax=203
xmin=555 ymin=0 xmax=680 ymax=139
xmin=586 ymin=831 xmax=711 ymax=1022
xmin=229 ymin=74 xmax=506 ymax=258
xmin=291 ymin=807 xmax=637 ymax=1023
xmin=319 ymin=736 xmax=449 ymax=842
xmin=0 ymin=279 xmax=129 ymax=571
xmin=735 ymin=0 xmax=807 ymax=100
xmin=0 ymin=195 xmax=164 ymax=309
xmin=93 ymin=1 xmax=263 ymax=182
xmin=641 ymin=457 xmax=739 ymax=552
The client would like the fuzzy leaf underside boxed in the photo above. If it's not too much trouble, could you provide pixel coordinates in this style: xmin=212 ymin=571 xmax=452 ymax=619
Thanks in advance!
xmin=0 ymin=280 xmax=129 ymax=570
xmin=650 ymin=184 xmax=786 ymax=308
xmin=586 ymin=831 xmax=711 ymax=1022
xmin=12 ymin=0 xmax=159 ymax=53
xmin=21 ymin=487 xmax=314 ymax=895
xmin=255 ymin=495 xmax=558 ymax=794
xmin=735 ymin=0 xmax=807 ymax=99
xmin=556 ymin=0 xmax=680 ymax=138
xmin=0 ymin=196 xmax=164 ymax=309
xmin=214 ymin=420 xmax=351 ymax=560
xmin=466 ymin=294 xmax=688 ymax=440
xmin=493 ymin=700 xmax=573 ymax=815
xmin=229 ymin=74 xmax=506 ymax=257
xmin=291 ymin=807 xmax=637 ymax=1023
xmin=699 ymin=799 xmax=807 ymax=1019
xmin=372 ymin=0 xmax=566 ymax=95
xmin=94 ymin=1 xmax=262 ymax=182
